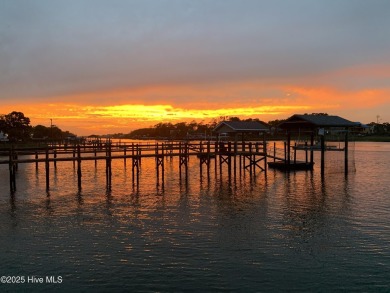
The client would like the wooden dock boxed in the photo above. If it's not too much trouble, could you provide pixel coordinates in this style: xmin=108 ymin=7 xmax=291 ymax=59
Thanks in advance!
xmin=0 ymin=141 xmax=269 ymax=193
xmin=0 ymin=137 xmax=351 ymax=193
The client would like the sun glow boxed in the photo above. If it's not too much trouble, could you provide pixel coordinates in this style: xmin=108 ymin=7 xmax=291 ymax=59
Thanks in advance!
xmin=88 ymin=104 xmax=311 ymax=121
xmin=2 ymin=102 xmax=313 ymax=135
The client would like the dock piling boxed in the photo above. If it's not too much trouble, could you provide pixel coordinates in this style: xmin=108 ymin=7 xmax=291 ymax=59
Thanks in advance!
xmin=9 ymin=147 xmax=16 ymax=193
xmin=45 ymin=147 xmax=50 ymax=191
xmin=77 ymin=144 xmax=82 ymax=190
xmin=106 ymin=143 xmax=112 ymax=190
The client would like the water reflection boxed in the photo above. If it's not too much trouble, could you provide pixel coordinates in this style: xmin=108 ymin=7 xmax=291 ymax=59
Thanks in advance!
xmin=76 ymin=191 xmax=84 ymax=206
xmin=8 ymin=194 xmax=17 ymax=229
xmin=0 ymin=153 xmax=353 ymax=235
xmin=0 ymin=142 xmax=389 ymax=291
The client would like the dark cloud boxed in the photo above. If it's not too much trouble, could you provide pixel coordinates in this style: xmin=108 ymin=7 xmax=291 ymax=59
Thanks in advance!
xmin=1 ymin=0 xmax=390 ymax=101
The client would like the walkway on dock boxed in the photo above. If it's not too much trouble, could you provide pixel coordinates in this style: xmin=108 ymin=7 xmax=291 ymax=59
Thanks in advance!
xmin=0 ymin=140 xmax=271 ymax=193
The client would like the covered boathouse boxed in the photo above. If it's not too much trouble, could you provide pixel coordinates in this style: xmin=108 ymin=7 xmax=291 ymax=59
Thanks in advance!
xmin=269 ymin=114 xmax=357 ymax=175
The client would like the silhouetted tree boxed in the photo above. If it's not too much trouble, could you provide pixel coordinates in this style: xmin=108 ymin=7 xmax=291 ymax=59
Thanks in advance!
xmin=0 ymin=111 xmax=32 ymax=141
xmin=267 ymin=119 xmax=286 ymax=128
xmin=32 ymin=124 xmax=75 ymax=140
xmin=32 ymin=125 xmax=50 ymax=138
xmin=0 ymin=114 xmax=6 ymax=133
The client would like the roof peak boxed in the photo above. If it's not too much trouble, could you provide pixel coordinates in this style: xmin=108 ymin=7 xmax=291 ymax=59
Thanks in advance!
xmin=280 ymin=114 xmax=356 ymax=129
xmin=213 ymin=120 xmax=269 ymax=132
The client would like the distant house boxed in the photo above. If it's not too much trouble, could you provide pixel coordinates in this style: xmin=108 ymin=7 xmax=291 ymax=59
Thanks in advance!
xmin=0 ymin=131 xmax=9 ymax=142
xmin=213 ymin=121 xmax=269 ymax=140
xmin=351 ymin=122 xmax=371 ymax=135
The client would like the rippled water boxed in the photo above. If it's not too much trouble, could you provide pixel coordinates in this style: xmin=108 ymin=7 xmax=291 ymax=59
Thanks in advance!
xmin=0 ymin=142 xmax=389 ymax=292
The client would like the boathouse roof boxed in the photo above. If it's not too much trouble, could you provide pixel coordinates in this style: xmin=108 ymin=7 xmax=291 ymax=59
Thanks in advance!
xmin=279 ymin=114 xmax=357 ymax=130
xmin=213 ymin=121 xmax=269 ymax=133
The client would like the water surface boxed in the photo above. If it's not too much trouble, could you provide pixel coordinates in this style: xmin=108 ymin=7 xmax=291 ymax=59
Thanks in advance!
xmin=0 ymin=142 xmax=389 ymax=292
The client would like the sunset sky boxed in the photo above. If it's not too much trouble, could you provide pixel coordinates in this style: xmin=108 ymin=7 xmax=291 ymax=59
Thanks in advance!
xmin=1 ymin=0 xmax=389 ymax=135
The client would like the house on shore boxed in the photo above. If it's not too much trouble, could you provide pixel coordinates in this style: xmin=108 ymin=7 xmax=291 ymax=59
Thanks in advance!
xmin=274 ymin=114 xmax=356 ymax=174
xmin=0 ymin=131 xmax=9 ymax=142
xmin=213 ymin=121 xmax=269 ymax=141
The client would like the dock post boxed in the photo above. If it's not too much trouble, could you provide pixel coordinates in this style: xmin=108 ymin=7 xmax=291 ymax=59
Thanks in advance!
xmin=263 ymin=133 xmax=267 ymax=175
xmin=249 ymin=142 xmax=253 ymax=177
xmin=9 ymin=147 xmax=16 ymax=193
xmin=35 ymin=151 xmax=39 ymax=171
xmin=131 ymin=143 xmax=135 ymax=183
xmin=233 ymin=141 xmax=237 ymax=179
xmin=9 ymin=163 xmax=16 ymax=193
xmin=344 ymin=129 xmax=349 ymax=176
xmin=179 ymin=142 xmax=182 ymax=180
xmin=161 ymin=143 xmax=164 ymax=186
xmin=287 ymin=133 xmax=291 ymax=165
xmin=13 ymin=150 xmax=18 ymax=171
xmin=54 ymin=149 xmax=57 ymax=169
xmin=199 ymin=141 xmax=211 ymax=181
xmin=214 ymin=141 xmax=218 ymax=176
xmin=94 ymin=147 xmax=97 ymax=167
xmin=131 ymin=143 xmax=140 ymax=187
xmin=320 ymin=134 xmax=325 ymax=176
xmin=254 ymin=142 xmax=259 ymax=178
xmin=199 ymin=141 xmax=203 ymax=177
xmin=179 ymin=142 xmax=189 ymax=181
xmin=138 ymin=146 xmax=142 ymax=167
xmin=77 ymin=144 xmax=82 ymax=190
xmin=310 ymin=133 xmax=314 ymax=165
xmin=106 ymin=142 xmax=112 ymax=190
xmin=185 ymin=142 xmax=188 ymax=179
xmin=305 ymin=141 xmax=308 ymax=163
xmin=72 ymin=146 xmax=76 ymax=168
xmin=273 ymin=142 xmax=276 ymax=162
xmin=218 ymin=142 xmax=223 ymax=177
xmin=239 ymin=142 xmax=242 ymax=176
xmin=124 ymin=147 xmax=127 ymax=167
xmin=45 ymin=146 xmax=50 ymax=191
xmin=242 ymin=141 xmax=245 ymax=174
xmin=156 ymin=143 xmax=159 ymax=185
xmin=294 ymin=142 xmax=297 ymax=164
xmin=137 ymin=145 xmax=140 ymax=186
xmin=228 ymin=142 xmax=232 ymax=179
xmin=207 ymin=141 xmax=211 ymax=180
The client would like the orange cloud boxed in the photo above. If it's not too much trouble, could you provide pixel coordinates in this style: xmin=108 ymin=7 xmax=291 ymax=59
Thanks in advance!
xmin=2 ymin=79 xmax=389 ymax=135
xmin=284 ymin=85 xmax=390 ymax=109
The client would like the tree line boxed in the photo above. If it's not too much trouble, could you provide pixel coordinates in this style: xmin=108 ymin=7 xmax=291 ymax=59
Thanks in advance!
xmin=0 ymin=111 xmax=75 ymax=142
xmin=110 ymin=116 xmax=279 ymax=139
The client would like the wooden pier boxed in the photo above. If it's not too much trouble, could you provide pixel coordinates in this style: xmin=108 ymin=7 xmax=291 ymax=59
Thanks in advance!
xmin=1 ymin=115 xmax=356 ymax=194
xmin=0 ymin=140 xmax=270 ymax=193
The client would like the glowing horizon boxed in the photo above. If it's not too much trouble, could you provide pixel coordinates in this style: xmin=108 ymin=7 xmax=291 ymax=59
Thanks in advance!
xmin=2 ymin=103 xmax=312 ymax=135
xmin=2 ymin=81 xmax=389 ymax=135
